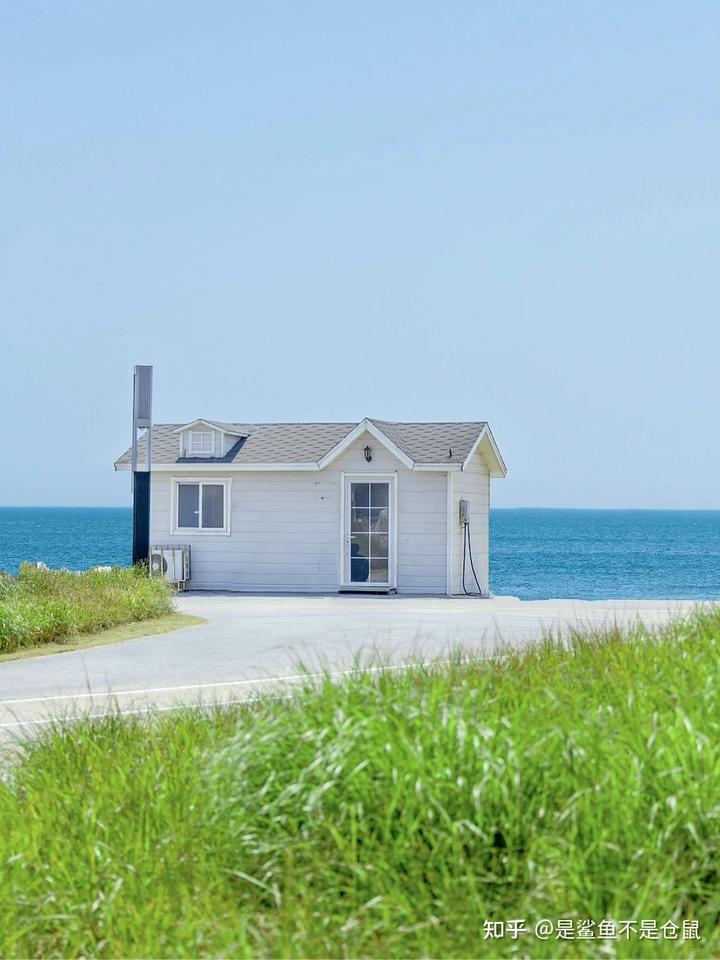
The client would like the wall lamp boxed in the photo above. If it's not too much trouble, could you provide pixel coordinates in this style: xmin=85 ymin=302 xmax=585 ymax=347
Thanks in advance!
xmin=363 ymin=445 xmax=373 ymax=463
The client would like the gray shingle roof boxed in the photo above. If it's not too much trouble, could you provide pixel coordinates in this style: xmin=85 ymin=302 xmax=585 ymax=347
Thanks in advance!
xmin=114 ymin=419 xmax=490 ymax=468
xmin=368 ymin=419 xmax=487 ymax=464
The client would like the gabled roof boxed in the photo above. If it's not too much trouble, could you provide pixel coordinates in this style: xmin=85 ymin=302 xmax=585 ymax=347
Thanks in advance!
xmin=114 ymin=418 xmax=506 ymax=475
xmin=171 ymin=419 xmax=245 ymax=435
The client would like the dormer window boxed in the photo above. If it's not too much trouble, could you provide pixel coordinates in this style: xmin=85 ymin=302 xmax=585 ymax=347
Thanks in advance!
xmin=189 ymin=430 xmax=214 ymax=456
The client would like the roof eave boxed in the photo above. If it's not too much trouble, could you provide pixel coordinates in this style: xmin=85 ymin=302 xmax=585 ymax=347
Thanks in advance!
xmin=462 ymin=425 xmax=507 ymax=477
xmin=317 ymin=418 xmax=415 ymax=470
xmin=171 ymin=418 xmax=243 ymax=435
xmin=116 ymin=461 xmax=323 ymax=472
xmin=117 ymin=461 xmax=471 ymax=473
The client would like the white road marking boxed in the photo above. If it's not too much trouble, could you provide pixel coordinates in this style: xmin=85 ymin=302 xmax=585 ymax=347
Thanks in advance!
xmin=0 ymin=676 xmax=295 ymax=706
xmin=0 ymin=694 xmax=298 ymax=730
xmin=0 ymin=656 xmax=489 ymax=731
xmin=0 ymin=657 xmax=479 ymax=710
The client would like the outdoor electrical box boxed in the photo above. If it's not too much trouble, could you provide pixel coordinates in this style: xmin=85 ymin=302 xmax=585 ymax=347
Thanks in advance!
xmin=459 ymin=499 xmax=470 ymax=525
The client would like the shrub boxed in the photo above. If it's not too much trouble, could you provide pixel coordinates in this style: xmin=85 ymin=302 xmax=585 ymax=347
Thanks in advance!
xmin=0 ymin=564 xmax=174 ymax=652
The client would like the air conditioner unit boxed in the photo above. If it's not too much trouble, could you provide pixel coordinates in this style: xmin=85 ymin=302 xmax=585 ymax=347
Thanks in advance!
xmin=149 ymin=544 xmax=191 ymax=588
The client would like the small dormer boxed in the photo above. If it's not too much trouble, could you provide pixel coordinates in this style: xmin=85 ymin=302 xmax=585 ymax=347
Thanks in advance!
xmin=188 ymin=426 xmax=216 ymax=457
xmin=173 ymin=419 xmax=243 ymax=459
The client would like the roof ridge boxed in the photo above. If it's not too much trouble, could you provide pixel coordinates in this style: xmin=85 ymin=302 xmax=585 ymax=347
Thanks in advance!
xmin=368 ymin=417 xmax=487 ymax=426
xmin=151 ymin=419 xmax=488 ymax=428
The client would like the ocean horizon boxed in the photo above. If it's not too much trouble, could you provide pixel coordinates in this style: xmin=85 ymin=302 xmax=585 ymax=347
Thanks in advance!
xmin=1 ymin=506 xmax=719 ymax=601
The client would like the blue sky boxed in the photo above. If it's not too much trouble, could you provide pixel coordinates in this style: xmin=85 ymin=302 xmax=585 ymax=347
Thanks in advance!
xmin=1 ymin=1 xmax=718 ymax=508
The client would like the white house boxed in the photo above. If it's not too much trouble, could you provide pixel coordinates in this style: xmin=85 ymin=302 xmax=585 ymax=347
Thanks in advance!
xmin=114 ymin=418 xmax=506 ymax=595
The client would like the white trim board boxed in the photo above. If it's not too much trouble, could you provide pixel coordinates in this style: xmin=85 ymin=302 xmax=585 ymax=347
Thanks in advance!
xmin=461 ymin=425 xmax=507 ymax=477
xmin=339 ymin=472 xmax=398 ymax=590
xmin=446 ymin=469 xmax=453 ymax=596
xmin=171 ymin=419 xmax=243 ymax=436
xmin=170 ymin=476 xmax=233 ymax=536
xmin=115 ymin=461 xmax=467 ymax=473
xmin=318 ymin=419 xmax=414 ymax=471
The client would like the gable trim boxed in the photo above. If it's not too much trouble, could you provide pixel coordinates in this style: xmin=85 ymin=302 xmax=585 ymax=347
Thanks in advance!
xmin=462 ymin=425 xmax=507 ymax=477
xmin=317 ymin=418 xmax=415 ymax=470
xmin=171 ymin=419 xmax=241 ymax=435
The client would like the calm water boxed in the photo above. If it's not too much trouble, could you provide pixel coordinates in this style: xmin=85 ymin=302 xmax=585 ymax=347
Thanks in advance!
xmin=1 ymin=507 xmax=719 ymax=600
xmin=491 ymin=509 xmax=720 ymax=600
xmin=0 ymin=508 xmax=132 ymax=576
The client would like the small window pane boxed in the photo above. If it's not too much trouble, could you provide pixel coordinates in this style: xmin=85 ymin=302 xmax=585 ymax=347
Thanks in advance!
xmin=351 ymin=557 xmax=369 ymax=583
xmin=370 ymin=508 xmax=388 ymax=532
xmin=201 ymin=484 xmax=224 ymax=528
xmin=370 ymin=483 xmax=388 ymax=508
xmin=370 ymin=533 xmax=388 ymax=559
xmin=350 ymin=534 xmax=369 ymax=560
xmin=178 ymin=484 xmax=199 ymax=528
xmin=351 ymin=483 xmax=370 ymax=508
xmin=351 ymin=509 xmax=369 ymax=533
xmin=370 ymin=559 xmax=388 ymax=583
xmin=190 ymin=431 xmax=213 ymax=454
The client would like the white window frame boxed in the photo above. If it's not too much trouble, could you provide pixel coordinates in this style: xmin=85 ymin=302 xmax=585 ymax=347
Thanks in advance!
xmin=189 ymin=430 xmax=215 ymax=457
xmin=171 ymin=477 xmax=232 ymax=535
xmin=339 ymin=472 xmax=398 ymax=589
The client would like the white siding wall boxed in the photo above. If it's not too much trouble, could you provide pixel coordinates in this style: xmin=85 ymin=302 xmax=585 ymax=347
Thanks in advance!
xmin=451 ymin=452 xmax=490 ymax=595
xmin=150 ymin=431 xmax=448 ymax=593
xmin=222 ymin=434 xmax=239 ymax=455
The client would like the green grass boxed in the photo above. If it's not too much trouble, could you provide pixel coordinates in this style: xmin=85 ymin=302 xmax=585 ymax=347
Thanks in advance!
xmin=0 ymin=564 xmax=175 ymax=653
xmin=0 ymin=612 xmax=206 ymax=663
xmin=1 ymin=610 xmax=719 ymax=958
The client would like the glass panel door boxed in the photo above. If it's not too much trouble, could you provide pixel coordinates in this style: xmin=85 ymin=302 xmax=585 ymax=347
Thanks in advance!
xmin=348 ymin=481 xmax=391 ymax=584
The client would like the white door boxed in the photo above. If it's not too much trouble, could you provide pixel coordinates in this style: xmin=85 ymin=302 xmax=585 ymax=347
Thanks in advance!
xmin=343 ymin=477 xmax=395 ymax=588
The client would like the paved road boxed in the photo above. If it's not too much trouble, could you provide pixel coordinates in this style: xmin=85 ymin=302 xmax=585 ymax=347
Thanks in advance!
xmin=0 ymin=594 xmax=706 ymax=737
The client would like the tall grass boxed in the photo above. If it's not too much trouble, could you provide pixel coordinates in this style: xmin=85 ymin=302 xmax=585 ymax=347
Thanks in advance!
xmin=0 ymin=611 xmax=718 ymax=957
xmin=0 ymin=564 xmax=174 ymax=652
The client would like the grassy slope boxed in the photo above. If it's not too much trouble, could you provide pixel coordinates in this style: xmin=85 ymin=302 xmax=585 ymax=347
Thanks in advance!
xmin=0 ymin=611 xmax=718 ymax=958
xmin=0 ymin=613 xmax=205 ymax=663
xmin=0 ymin=565 xmax=174 ymax=653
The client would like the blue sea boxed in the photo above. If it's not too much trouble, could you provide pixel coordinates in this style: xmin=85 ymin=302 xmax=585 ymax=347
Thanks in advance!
xmin=0 ymin=507 xmax=719 ymax=601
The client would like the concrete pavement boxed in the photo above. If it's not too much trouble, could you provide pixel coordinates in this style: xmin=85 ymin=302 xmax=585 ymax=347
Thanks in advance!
xmin=0 ymin=593 xmax=707 ymax=738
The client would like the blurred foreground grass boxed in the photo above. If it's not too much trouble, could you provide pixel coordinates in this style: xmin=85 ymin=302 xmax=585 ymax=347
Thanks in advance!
xmin=0 ymin=609 xmax=718 ymax=957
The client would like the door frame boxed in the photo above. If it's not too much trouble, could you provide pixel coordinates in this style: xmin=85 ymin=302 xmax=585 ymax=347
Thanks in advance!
xmin=339 ymin=472 xmax=398 ymax=590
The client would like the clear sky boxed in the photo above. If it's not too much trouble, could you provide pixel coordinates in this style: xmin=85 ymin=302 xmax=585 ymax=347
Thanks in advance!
xmin=1 ymin=1 xmax=718 ymax=508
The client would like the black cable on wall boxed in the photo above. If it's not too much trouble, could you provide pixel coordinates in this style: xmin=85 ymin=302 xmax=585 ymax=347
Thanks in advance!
xmin=461 ymin=520 xmax=483 ymax=596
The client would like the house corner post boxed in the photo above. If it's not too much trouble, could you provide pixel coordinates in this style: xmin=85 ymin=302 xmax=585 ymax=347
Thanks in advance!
xmin=132 ymin=471 xmax=151 ymax=565
xmin=131 ymin=364 xmax=153 ymax=567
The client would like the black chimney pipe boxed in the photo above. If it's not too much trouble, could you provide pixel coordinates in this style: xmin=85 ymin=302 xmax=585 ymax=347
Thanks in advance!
xmin=130 ymin=365 xmax=153 ymax=566
xmin=132 ymin=470 xmax=150 ymax=565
